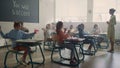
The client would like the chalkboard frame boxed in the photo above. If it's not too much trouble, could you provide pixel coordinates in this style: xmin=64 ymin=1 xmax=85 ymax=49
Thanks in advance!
xmin=0 ymin=0 xmax=39 ymax=23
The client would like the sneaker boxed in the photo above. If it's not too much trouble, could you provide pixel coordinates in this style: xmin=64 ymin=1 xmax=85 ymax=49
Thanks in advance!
xmin=19 ymin=58 xmax=27 ymax=65
xmin=20 ymin=61 xmax=27 ymax=65
xmin=70 ymin=60 xmax=77 ymax=65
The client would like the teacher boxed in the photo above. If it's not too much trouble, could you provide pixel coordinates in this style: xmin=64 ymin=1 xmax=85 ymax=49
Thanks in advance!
xmin=107 ymin=8 xmax=116 ymax=53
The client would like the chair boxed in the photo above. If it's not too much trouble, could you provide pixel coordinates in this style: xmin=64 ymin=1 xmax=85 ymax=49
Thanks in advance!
xmin=3 ymin=38 xmax=35 ymax=68
xmin=43 ymin=32 xmax=56 ymax=50
xmin=43 ymin=38 xmax=53 ymax=50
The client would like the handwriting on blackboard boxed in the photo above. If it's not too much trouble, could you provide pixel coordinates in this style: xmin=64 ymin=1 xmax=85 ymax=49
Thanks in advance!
xmin=12 ymin=0 xmax=30 ymax=16
xmin=0 ymin=0 xmax=39 ymax=22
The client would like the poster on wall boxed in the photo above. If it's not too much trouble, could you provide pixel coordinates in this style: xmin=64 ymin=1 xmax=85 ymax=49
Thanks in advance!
xmin=0 ymin=0 xmax=39 ymax=23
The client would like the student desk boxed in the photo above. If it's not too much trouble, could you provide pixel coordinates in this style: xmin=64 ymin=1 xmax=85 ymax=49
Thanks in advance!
xmin=4 ymin=39 xmax=45 ymax=68
xmin=51 ymin=37 xmax=85 ymax=66
xmin=16 ymin=39 xmax=45 ymax=67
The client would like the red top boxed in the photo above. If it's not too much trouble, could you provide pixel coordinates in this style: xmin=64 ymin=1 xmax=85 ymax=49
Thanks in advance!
xmin=57 ymin=30 xmax=69 ymax=44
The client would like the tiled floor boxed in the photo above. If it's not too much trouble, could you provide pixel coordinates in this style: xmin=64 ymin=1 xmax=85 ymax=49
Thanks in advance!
xmin=0 ymin=44 xmax=120 ymax=68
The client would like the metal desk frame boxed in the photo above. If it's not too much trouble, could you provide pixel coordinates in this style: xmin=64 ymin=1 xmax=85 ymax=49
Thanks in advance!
xmin=51 ymin=39 xmax=84 ymax=66
xmin=4 ymin=40 xmax=45 ymax=68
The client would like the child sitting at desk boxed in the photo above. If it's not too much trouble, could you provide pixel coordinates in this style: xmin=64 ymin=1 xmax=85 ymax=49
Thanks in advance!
xmin=91 ymin=24 xmax=101 ymax=35
xmin=77 ymin=23 xmax=94 ymax=51
xmin=0 ymin=22 xmax=37 ymax=65
xmin=56 ymin=21 xmax=77 ymax=64
xmin=91 ymin=24 xmax=103 ymax=47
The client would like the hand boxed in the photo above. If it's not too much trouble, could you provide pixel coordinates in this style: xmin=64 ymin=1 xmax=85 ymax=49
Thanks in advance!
xmin=64 ymin=28 xmax=67 ymax=33
xmin=34 ymin=29 xmax=39 ymax=34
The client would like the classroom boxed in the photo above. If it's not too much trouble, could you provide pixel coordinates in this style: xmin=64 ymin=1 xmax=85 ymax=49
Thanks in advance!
xmin=0 ymin=0 xmax=120 ymax=68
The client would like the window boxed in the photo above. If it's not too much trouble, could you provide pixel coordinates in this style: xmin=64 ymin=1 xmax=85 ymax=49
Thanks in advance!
xmin=55 ymin=0 xmax=87 ymax=22
xmin=93 ymin=0 xmax=120 ymax=22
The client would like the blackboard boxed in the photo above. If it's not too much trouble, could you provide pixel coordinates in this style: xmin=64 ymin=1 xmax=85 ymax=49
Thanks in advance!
xmin=0 ymin=0 xmax=39 ymax=23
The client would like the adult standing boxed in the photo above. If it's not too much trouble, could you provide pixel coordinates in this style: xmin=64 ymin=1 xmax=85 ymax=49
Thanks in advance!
xmin=107 ymin=8 xmax=116 ymax=52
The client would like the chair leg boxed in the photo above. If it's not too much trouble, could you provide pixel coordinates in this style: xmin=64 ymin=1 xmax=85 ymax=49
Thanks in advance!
xmin=15 ymin=52 xmax=20 ymax=64
xmin=59 ymin=49 xmax=63 ymax=59
xmin=79 ymin=45 xmax=85 ymax=61
xmin=74 ymin=46 xmax=80 ymax=64
xmin=4 ymin=51 xmax=10 ymax=68
xmin=51 ymin=48 xmax=55 ymax=61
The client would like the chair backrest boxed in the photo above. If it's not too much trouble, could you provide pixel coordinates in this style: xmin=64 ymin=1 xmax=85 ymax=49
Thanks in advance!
xmin=51 ymin=33 xmax=59 ymax=47
xmin=4 ymin=38 xmax=12 ymax=50
xmin=51 ymin=33 xmax=65 ymax=49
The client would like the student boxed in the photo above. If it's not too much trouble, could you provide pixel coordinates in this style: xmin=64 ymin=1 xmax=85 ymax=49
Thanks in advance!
xmin=42 ymin=24 xmax=52 ymax=41
xmin=91 ymin=24 xmax=101 ymax=35
xmin=68 ymin=25 xmax=75 ymax=36
xmin=91 ymin=24 xmax=103 ymax=47
xmin=56 ymin=21 xmax=76 ymax=64
xmin=107 ymin=8 xmax=116 ymax=52
xmin=0 ymin=22 xmax=37 ymax=65
xmin=77 ymin=23 xmax=89 ymax=38
xmin=50 ymin=23 xmax=56 ymax=35
xmin=77 ymin=23 xmax=94 ymax=51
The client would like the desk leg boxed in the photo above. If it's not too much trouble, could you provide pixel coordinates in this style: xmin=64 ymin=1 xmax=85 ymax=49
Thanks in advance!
xmin=74 ymin=46 xmax=80 ymax=64
xmin=28 ymin=44 xmax=45 ymax=67
xmin=28 ymin=51 xmax=34 ymax=68
xmin=38 ymin=44 xmax=45 ymax=64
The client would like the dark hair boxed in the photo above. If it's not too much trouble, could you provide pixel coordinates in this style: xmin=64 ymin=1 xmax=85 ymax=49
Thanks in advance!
xmin=77 ymin=23 xmax=84 ymax=38
xmin=56 ymin=21 xmax=63 ymax=34
xmin=94 ymin=24 xmax=98 ymax=28
xmin=109 ymin=8 xmax=116 ymax=12
xmin=77 ymin=23 xmax=84 ymax=30
xmin=14 ymin=22 xmax=21 ymax=28
xmin=46 ymin=24 xmax=50 ymax=29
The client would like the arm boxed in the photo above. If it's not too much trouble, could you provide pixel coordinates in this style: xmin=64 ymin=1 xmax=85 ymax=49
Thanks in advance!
xmin=0 ymin=26 xmax=6 ymax=38
xmin=22 ymin=32 xmax=35 ymax=39
xmin=59 ymin=30 xmax=69 ymax=40
xmin=0 ymin=31 xmax=6 ymax=38
xmin=0 ymin=28 xmax=14 ymax=39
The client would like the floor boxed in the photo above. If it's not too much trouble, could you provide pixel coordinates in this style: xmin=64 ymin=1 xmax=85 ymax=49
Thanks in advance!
xmin=0 ymin=44 xmax=120 ymax=68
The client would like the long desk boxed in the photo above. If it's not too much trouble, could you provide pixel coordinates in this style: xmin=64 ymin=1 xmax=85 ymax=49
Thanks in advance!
xmin=16 ymin=39 xmax=45 ymax=68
